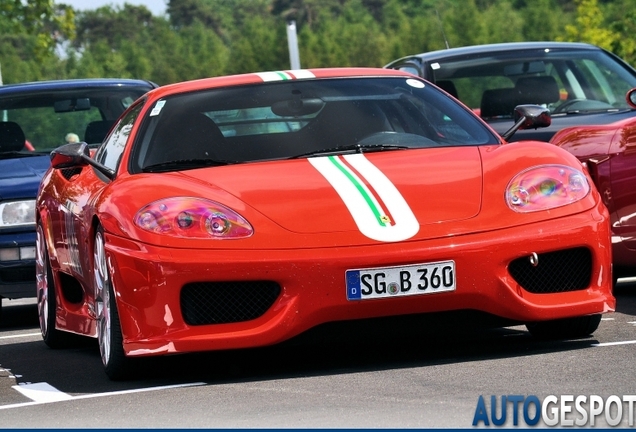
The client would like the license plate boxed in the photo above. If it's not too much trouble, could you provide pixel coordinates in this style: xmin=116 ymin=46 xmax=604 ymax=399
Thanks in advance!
xmin=346 ymin=260 xmax=456 ymax=301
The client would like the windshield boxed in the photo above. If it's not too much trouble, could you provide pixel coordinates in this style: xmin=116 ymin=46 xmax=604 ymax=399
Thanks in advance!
xmin=428 ymin=48 xmax=636 ymax=118
xmin=132 ymin=77 xmax=499 ymax=172
xmin=0 ymin=85 xmax=151 ymax=155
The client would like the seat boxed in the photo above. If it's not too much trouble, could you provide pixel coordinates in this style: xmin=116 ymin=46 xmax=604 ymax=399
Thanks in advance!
xmin=307 ymin=101 xmax=390 ymax=147
xmin=515 ymin=76 xmax=560 ymax=105
xmin=436 ymin=80 xmax=459 ymax=99
xmin=0 ymin=121 xmax=26 ymax=152
xmin=84 ymin=120 xmax=114 ymax=144
xmin=145 ymin=112 xmax=227 ymax=166
xmin=480 ymin=88 xmax=521 ymax=118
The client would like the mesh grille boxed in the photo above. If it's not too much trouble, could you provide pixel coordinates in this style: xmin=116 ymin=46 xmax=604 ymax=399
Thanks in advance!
xmin=0 ymin=265 xmax=36 ymax=283
xmin=60 ymin=167 xmax=83 ymax=180
xmin=180 ymin=281 xmax=281 ymax=325
xmin=508 ymin=247 xmax=592 ymax=294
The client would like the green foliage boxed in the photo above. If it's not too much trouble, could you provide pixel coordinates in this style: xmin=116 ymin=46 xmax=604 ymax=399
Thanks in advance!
xmin=559 ymin=0 xmax=618 ymax=50
xmin=1 ymin=0 xmax=636 ymax=85
xmin=481 ymin=0 xmax=524 ymax=43
xmin=0 ymin=0 xmax=75 ymax=63
xmin=442 ymin=0 xmax=484 ymax=48
xmin=520 ymin=0 xmax=565 ymax=41
xmin=603 ymin=0 xmax=636 ymax=66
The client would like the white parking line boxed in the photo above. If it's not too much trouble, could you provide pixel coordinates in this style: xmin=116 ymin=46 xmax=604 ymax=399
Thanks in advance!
xmin=12 ymin=383 xmax=72 ymax=402
xmin=592 ymin=340 xmax=636 ymax=347
xmin=0 ymin=332 xmax=41 ymax=340
xmin=0 ymin=382 xmax=206 ymax=410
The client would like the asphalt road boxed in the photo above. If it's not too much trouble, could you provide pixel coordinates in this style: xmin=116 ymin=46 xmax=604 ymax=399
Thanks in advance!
xmin=1 ymin=282 xmax=635 ymax=428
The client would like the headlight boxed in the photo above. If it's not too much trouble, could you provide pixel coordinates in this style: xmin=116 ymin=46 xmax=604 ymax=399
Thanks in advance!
xmin=0 ymin=200 xmax=36 ymax=228
xmin=134 ymin=197 xmax=253 ymax=239
xmin=506 ymin=165 xmax=590 ymax=213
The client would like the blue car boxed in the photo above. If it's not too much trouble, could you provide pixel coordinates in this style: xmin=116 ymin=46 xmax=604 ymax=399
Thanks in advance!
xmin=0 ymin=78 xmax=157 ymax=319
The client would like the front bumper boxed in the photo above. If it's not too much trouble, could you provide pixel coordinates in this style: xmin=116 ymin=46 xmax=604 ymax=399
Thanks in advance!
xmin=99 ymin=207 xmax=613 ymax=357
xmin=0 ymin=231 xmax=36 ymax=299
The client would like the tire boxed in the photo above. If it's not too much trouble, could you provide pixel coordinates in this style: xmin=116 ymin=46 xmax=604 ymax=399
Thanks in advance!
xmin=526 ymin=314 xmax=602 ymax=340
xmin=36 ymin=223 xmax=73 ymax=347
xmin=94 ymin=225 xmax=135 ymax=380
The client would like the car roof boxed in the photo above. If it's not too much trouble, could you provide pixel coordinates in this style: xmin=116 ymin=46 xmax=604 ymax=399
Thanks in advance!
xmin=387 ymin=41 xmax=604 ymax=64
xmin=0 ymin=78 xmax=158 ymax=96
xmin=146 ymin=67 xmax=416 ymax=99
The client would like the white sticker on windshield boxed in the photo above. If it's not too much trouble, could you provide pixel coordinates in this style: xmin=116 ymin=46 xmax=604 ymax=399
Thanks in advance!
xmin=431 ymin=63 xmax=441 ymax=70
xmin=406 ymin=79 xmax=425 ymax=89
xmin=150 ymin=100 xmax=166 ymax=117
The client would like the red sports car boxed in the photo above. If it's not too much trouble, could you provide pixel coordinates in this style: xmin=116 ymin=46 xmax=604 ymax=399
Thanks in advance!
xmin=36 ymin=68 xmax=615 ymax=379
xmin=551 ymin=87 xmax=636 ymax=280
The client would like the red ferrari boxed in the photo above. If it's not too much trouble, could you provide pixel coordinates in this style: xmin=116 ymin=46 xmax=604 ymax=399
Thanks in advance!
xmin=36 ymin=68 xmax=615 ymax=379
xmin=551 ymin=87 xmax=636 ymax=280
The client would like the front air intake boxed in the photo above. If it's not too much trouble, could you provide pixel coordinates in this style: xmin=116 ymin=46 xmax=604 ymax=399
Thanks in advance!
xmin=180 ymin=281 xmax=281 ymax=325
xmin=508 ymin=247 xmax=592 ymax=294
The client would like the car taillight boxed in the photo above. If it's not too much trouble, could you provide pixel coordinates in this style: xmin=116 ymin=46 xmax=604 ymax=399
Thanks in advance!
xmin=134 ymin=197 xmax=253 ymax=239
xmin=506 ymin=165 xmax=590 ymax=213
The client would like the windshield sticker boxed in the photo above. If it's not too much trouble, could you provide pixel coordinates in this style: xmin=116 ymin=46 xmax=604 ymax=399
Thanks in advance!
xmin=406 ymin=79 xmax=425 ymax=89
xmin=309 ymin=154 xmax=419 ymax=242
xmin=256 ymin=70 xmax=316 ymax=82
xmin=149 ymin=100 xmax=166 ymax=117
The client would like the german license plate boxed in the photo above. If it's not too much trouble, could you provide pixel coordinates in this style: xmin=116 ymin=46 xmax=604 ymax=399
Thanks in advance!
xmin=346 ymin=260 xmax=456 ymax=300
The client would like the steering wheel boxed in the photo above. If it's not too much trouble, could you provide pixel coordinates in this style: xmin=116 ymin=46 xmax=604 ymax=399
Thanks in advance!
xmin=553 ymin=99 xmax=615 ymax=114
xmin=552 ymin=99 xmax=585 ymax=114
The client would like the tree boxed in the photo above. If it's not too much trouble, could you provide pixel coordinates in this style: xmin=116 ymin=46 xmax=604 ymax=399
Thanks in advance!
xmin=0 ymin=0 xmax=75 ymax=82
xmin=442 ymin=0 xmax=484 ymax=48
xmin=481 ymin=0 xmax=524 ymax=43
xmin=518 ymin=0 xmax=565 ymax=41
xmin=559 ymin=0 xmax=618 ymax=50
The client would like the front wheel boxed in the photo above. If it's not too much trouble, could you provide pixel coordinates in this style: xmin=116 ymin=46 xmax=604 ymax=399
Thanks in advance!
xmin=36 ymin=223 xmax=73 ymax=347
xmin=526 ymin=314 xmax=602 ymax=340
xmin=94 ymin=225 xmax=135 ymax=380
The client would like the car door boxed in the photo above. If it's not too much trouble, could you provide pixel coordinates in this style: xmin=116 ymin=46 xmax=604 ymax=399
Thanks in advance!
xmin=609 ymin=122 xmax=636 ymax=250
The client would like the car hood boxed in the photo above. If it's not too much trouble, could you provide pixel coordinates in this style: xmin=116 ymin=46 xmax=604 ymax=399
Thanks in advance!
xmin=0 ymin=154 xmax=50 ymax=200
xmin=180 ymin=147 xmax=482 ymax=242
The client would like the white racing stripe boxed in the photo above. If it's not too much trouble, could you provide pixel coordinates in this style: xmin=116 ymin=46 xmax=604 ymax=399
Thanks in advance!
xmin=255 ymin=70 xmax=315 ymax=81
xmin=309 ymin=154 xmax=419 ymax=242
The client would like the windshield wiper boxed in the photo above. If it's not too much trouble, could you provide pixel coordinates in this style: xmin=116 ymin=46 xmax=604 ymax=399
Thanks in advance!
xmin=142 ymin=158 xmax=239 ymax=173
xmin=291 ymin=143 xmax=408 ymax=159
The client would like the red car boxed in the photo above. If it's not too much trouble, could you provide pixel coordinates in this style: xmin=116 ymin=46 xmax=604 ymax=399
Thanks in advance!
xmin=551 ymin=87 xmax=636 ymax=280
xmin=36 ymin=68 xmax=614 ymax=379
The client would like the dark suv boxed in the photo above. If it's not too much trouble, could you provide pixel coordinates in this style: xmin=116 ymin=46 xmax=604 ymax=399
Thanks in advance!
xmin=385 ymin=42 xmax=636 ymax=141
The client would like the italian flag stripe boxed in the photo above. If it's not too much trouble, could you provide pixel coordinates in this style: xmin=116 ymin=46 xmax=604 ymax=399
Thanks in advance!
xmin=309 ymin=154 xmax=419 ymax=242
xmin=256 ymin=70 xmax=315 ymax=82
xmin=328 ymin=155 xmax=386 ymax=227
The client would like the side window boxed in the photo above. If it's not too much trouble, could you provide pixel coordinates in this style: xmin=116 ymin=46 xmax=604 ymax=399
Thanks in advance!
xmin=94 ymin=102 xmax=144 ymax=172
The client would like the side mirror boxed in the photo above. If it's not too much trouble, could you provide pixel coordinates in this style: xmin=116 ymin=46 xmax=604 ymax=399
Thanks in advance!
xmin=501 ymin=105 xmax=551 ymax=141
xmin=50 ymin=141 xmax=116 ymax=180
xmin=271 ymin=98 xmax=324 ymax=117
xmin=626 ymin=88 xmax=636 ymax=109
xmin=54 ymin=98 xmax=91 ymax=113
xmin=50 ymin=142 xmax=91 ymax=169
